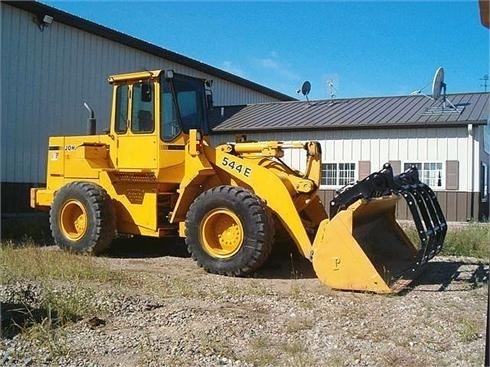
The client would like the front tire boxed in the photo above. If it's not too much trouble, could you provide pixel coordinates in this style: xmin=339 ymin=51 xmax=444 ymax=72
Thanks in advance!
xmin=50 ymin=182 xmax=115 ymax=254
xmin=185 ymin=185 xmax=274 ymax=276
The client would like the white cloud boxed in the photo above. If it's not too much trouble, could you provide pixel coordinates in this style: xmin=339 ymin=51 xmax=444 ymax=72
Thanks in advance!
xmin=253 ymin=52 xmax=300 ymax=82
xmin=221 ymin=61 xmax=247 ymax=78
xmin=259 ymin=57 xmax=280 ymax=70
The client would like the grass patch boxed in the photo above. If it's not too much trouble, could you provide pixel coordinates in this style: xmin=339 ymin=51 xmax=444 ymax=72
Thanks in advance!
xmin=404 ymin=223 xmax=489 ymax=259
xmin=458 ymin=318 xmax=480 ymax=343
xmin=0 ymin=244 xmax=125 ymax=284
xmin=2 ymin=284 xmax=98 ymax=339
xmin=1 ymin=244 xmax=125 ymax=346
xmin=244 ymin=336 xmax=276 ymax=365
xmin=23 ymin=315 xmax=71 ymax=358
xmin=441 ymin=224 xmax=489 ymax=258
xmin=285 ymin=316 xmax=314 ymax=333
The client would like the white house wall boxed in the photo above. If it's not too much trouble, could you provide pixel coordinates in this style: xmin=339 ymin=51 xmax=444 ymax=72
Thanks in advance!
xmin=211 ymin=126 xmax=474 ymax=192
xmin=1 ymin=3 xmax=281 ymax=184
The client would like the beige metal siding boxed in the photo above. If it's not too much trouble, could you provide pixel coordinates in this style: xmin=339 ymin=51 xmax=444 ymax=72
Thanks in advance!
xmin=1 ymin=3 xmax=281 ymax=184
xmin=211 ymin=127 xmax=482 ymax=220
xmin=212 ymin=126 xmax=472 ymax=191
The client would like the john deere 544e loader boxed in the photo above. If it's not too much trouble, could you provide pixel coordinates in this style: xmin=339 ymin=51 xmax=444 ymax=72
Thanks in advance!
xmin=31 ymin=69 xmax=447 ymax=293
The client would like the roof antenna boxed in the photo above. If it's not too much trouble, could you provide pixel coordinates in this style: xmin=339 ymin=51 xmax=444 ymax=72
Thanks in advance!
xmin=480 ymin=74 xmax=489 ymax=92
xmin=327 ymin=80 xmax=336 ymax=102
xmin=297 ymin=81 xmax=311 ymax=103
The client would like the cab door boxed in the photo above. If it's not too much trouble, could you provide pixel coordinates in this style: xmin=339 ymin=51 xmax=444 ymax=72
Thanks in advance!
xmin=115 ymin=81 xmax=159 ymax=170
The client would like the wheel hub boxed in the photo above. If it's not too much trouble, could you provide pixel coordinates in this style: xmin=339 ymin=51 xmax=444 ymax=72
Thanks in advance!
xmin=201 ymin=209 xmax=244 ymax=258
xmin=60 ymin=200 xmax=87 ymax=240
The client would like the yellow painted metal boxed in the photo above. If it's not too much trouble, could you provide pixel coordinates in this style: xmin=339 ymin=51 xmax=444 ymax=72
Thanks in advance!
xmin=303 ymin=141 xmax=322 ymax=188
xmin=30 ymin=188 xmax=54 ymax=209
xmin=60 ymin=199 xmax=88 ymax=240
xmin=312 ymin=196 xmax=418 ymax=293
xmin=194 ymin=144 xmax=317 ymax=258
xmin=116 ymin=134 xmax=159 ymax=170
xmin=98 ymin=171 xmax=159 ymax=237
xmin=231 ymin=141 xmax=285 ymax=157
xmin=108 ymin=70 xmax=161 ymax=83
xmin=200 ymin=208 xmax=244 ymax=258
xmin=113 ymin=80 xmax=160 ymax=170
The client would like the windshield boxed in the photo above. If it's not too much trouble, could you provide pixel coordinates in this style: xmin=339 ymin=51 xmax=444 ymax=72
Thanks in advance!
xmin=161 ymin=73 xmax=207 ymax=141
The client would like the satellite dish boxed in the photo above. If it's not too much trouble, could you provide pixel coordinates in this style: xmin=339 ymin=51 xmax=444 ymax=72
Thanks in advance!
xmin=431 ymin=67 xmax=445 ymax=100
xmin=301 ymin=81 xmax=311 ymax=96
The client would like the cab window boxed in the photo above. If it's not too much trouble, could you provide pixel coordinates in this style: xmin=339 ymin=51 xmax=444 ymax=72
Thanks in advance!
xmin=115 ymin=85 xmax=128 ymax=133
xmin=131 ymin=82 xmax=155 ymax=133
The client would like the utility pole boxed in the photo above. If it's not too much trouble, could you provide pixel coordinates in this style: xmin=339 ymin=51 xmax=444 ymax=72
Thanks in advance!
xmin=481 ymin=74 xmax=489 ymax=92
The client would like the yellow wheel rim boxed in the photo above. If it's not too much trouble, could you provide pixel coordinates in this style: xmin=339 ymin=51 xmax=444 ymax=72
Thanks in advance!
xmin=60 ymin=200 xmax=87 ymax=240
xmin=200 ymin=209 xmax=244 ymax=258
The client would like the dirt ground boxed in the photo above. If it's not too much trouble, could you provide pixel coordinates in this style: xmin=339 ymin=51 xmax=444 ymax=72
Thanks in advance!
xmin=1 ymin=237 xmax=489 ymax=367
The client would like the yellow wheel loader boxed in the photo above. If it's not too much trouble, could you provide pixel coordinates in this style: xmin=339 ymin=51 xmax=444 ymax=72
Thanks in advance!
xmin=30 ymin=69 xmax=447 ymax=293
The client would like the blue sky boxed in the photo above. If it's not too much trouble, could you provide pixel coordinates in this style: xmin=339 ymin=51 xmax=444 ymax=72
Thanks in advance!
xmin=45 ymin=1 xmax=489 ymax=100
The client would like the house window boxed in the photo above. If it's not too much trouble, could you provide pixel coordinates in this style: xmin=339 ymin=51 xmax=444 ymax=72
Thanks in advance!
xmin=481 ymin=162 xmax=488 ymax=201
xmin=321 ymin=163 xmax=356 ymax=186
xmin=404 ymin=162 xmax=443 ymax=188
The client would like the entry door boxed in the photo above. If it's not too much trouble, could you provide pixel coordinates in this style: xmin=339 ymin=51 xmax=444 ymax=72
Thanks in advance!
xmin=116 ymin=82 xmax=158 ymax=170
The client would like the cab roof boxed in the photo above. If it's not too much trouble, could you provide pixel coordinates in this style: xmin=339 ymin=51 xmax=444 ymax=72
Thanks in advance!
xmin=108 ymin=70 xmax=162 ymax=84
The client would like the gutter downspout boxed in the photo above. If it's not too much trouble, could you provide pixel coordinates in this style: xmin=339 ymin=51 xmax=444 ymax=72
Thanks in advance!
xmin=468 ymin=124 xmax=475 ymax=220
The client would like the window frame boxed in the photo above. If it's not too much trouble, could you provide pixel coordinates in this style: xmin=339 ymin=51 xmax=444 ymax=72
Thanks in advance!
xmin=114 ymin=84 xmax=129 ymax=134
xmin=320 ymin=162 xmax=357 ymax=189
xmin=402 ymin=161 xmax=445 ymax=190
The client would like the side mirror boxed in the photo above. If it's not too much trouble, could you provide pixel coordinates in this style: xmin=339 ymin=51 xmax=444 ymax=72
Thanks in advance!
xmin=165 ymin=69 xmax=174 ymax=80
xmin=206 ymin=94 xmax=214 ymax=110
xmin=141 ymin=83 xmax=152 ymax=102
xmin=205 ymin=79 xmax=213 ymax=110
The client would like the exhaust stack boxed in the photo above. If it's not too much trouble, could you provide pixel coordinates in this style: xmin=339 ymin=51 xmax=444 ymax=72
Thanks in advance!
xmin=83 ymin=102 xmax=96 ymax=135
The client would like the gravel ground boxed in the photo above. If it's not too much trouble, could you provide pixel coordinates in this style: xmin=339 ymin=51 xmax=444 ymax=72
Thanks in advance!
xmin=1 ymin=240 xmax=488 ymax=367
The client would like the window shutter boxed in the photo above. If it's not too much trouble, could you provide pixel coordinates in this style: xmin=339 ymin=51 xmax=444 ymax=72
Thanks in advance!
xmin=389 ymin=160 xmax=401 ymax=175
xmin=358 ymin=161 xmax=371 ymax=180
xmin=446 ymin=160 xmax=459 ymax=190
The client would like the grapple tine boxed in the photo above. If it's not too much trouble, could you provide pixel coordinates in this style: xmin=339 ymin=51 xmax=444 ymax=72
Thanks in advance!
xmin=393 ymin=166 xmax=447 ymax=265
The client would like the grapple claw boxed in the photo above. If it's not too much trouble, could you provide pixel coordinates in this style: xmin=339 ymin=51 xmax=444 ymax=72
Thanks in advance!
xmin=313 ymin=163 xmax=447 ymax=293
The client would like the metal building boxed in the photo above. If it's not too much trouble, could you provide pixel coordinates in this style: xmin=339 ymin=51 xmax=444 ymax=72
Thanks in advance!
xmin=211 ymin=93 xmax=490 ymax=221
xmin=1 ymin=1 xmax=293 ymax=213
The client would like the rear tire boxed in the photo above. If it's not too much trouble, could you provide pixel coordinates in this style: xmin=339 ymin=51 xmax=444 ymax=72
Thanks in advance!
xmin=185 ymin=185 xmax=274 ymax=276
xmin=50 ymin=182 xmax=115 ymax=254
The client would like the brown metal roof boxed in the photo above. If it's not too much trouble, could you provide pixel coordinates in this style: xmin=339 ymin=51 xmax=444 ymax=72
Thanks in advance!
xmin=212 ymin=93 xmax=489 ymax=132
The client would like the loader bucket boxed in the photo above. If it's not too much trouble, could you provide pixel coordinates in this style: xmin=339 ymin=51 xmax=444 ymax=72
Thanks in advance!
xmin=312 ymin=196 xmax=419 ymax=293
xmin=312 ymin=163 xmax=447 ymax=293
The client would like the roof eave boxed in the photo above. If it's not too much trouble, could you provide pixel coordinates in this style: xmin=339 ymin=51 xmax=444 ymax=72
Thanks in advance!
xmin=212 ymin=120 xmax=488 ymax=134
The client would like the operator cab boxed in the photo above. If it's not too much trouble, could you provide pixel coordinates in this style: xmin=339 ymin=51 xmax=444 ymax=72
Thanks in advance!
xmin=109 ymin=69 xmax=211 ymax=142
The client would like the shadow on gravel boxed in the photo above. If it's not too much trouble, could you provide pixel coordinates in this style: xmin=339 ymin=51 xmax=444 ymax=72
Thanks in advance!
xmin=254 ymin=241 xmax=317 ymax=280
xmin=105 ymin=237 xmax=317 ymax=279
xmin=103 ymin=236 xmax=191 ymax=259
xmin=405 ymin=260 xmax=489 ymax=292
